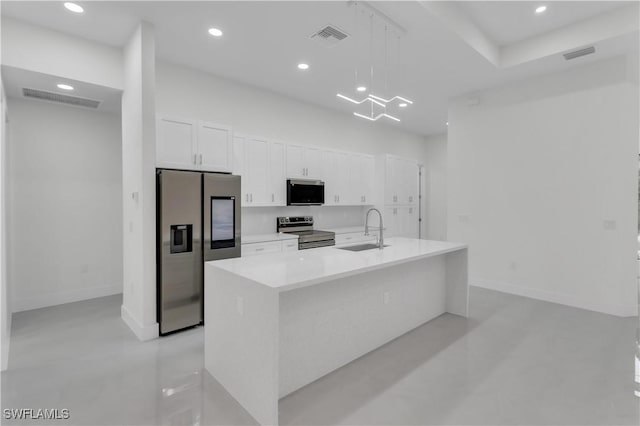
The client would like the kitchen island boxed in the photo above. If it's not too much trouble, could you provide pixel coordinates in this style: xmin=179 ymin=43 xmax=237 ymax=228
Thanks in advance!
xmin=204 ymin=237 xmax=468 ymax=425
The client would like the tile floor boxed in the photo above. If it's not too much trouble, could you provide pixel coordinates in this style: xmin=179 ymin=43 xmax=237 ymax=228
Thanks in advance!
xmin=1 ymin=288 xmax=638 ymax=425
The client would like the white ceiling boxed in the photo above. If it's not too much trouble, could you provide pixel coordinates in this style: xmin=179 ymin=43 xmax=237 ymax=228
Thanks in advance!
xmin=458 ymin=1 xmax=631 ymax=46
xmin=1 ymin=1 xmax=638 ymax=136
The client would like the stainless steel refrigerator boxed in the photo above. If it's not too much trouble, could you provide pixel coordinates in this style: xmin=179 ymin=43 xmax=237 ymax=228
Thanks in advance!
xmin=156 ymin=169 xmax=241 ymax=335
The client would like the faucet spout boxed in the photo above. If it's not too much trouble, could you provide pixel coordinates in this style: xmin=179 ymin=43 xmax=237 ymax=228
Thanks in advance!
xmin=365 ymin=208 xmax=384 ymax=249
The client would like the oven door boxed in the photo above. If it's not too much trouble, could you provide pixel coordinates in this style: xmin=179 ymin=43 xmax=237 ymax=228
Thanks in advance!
xmin=287 ymin=179 xmax=325 ymax=205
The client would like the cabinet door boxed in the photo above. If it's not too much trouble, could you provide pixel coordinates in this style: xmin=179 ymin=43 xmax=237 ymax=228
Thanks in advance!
xmin=398 ymin=206 xmax=419 ymax=238
xmin=384 ymin=156 xmax=398 ymax=204
xmin=198 ymin=122 xmax=232 ymax=172
xmin=334 ymin=152 xmax=350 ymax=204
xmin=322 ymin=150 xmax=339 ymax=205
xmin=286 ymin=144 xmax=306 ymax=178
xmin=384 ymin=206 xmax=399 ymax=237
xmin=245 ymin=138 xmax=269 ymax=205
xmin=269 ymin=142 xmax=286 ymax=205
xmin=304 ymin=147 xmax=323 ymax=179
xmin=156 ymin=117 xmax=197 ymax=170
xmin=403 ymin=159 xmax=419 ymax=205
xmin=361 ymin=155 xmax=375 ymax=205
xmin=233 ymin=136 xmax=247 ymax=205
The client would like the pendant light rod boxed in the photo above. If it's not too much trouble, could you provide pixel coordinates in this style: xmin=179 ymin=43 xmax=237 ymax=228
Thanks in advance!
xmin=347 ymin=0 xmax=407 ymax=38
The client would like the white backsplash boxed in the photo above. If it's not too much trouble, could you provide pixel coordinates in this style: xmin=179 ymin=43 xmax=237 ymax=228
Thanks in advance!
xmin=242 ymin=206 xmax=368 ymax=235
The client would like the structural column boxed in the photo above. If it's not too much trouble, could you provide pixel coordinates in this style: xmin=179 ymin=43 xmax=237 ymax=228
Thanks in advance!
xmin=121 ymin=22 xmax=158 ymax=340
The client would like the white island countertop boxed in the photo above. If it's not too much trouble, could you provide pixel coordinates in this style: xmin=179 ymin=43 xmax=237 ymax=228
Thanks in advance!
xmin=207 ymin=237 xmax=467 ymax=292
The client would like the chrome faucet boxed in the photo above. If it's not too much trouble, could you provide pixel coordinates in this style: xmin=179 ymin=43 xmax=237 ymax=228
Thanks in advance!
xmin=365 ymin=208 xmax=384 ymax=249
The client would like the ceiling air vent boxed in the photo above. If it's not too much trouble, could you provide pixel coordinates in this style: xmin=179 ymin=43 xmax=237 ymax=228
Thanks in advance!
xmin=309 ymin=24 xmax=349 ymax=48
xmin=22 ymin=88 xmax=101 ymax=109
xmin=563 ymin=46 xmax=595 ymax=61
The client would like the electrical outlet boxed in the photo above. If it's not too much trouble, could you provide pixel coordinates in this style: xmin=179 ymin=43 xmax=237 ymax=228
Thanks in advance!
xmin=236 ymin=296 xmax=244 ymax=316
xmin=383 ymin=291 xmax=390 ymax=305
xmin=458 ymin=214 xmax=470 ymax=223
xmin=603 ymin=220 xmax=616 ymax=230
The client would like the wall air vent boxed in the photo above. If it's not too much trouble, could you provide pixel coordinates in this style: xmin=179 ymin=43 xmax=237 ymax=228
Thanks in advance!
xmin=309 ymin=24 xmax=349 ymax=48
xmin=563 ymin=46 xmax=595 ymax=60
xmin=22 ymin=88 xmax=101 ymax=109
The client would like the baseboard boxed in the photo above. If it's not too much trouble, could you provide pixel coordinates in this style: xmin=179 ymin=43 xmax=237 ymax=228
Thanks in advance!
xmin=12 ymin=284 xmax=123 ymax=313
xmin=472 ymin=279 xmax=637 ymax=318
xmin=121 ymin=304 xmax=158 ymax=341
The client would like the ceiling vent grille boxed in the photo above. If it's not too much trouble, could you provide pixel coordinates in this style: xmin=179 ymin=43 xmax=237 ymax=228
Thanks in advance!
xmin=310 ymin=24 xmax=349 ymax=48
xmin=22 ymin=88 xmax=101 ymax=109
xmin=563 ymin=46 xmax=595 ymax=60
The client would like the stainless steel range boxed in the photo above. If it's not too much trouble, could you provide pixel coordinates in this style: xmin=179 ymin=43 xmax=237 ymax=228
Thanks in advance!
xmin=277 ymin=216 xmax=335 ymax=250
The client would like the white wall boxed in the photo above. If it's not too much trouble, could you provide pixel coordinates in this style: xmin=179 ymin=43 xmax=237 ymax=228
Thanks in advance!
xmin=121 ymin=23 xmax=158 ymax=341
xmin=422 ymin=133 xmax=448 ymax=240
xmin=1 ymin=17 xmax=123 ymax=90
xmin=7 ymin=98 xmax=122 ymax=312
xmin=448 ymin=56 xmax=638 ymax=317
xmin=0 ymin=74 xmax=10 ymax=371
xmin=155 ymin=60 xmax=429 ymax=234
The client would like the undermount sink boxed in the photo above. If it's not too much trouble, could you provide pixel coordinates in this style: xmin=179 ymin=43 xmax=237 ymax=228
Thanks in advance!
xmin=337 ymin=243 xmax=389 ymax=252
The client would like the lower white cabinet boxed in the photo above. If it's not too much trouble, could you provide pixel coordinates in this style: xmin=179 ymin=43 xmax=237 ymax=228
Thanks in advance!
xmin=241 ymin=239 xmax=299 ymax=257
xmin=335 ymin=231 xmax=378 ymax=246
xmin=281 ymin=239 xmax=299 ymax=252
xmin=384 ymin=206 xmax=419 ymax=238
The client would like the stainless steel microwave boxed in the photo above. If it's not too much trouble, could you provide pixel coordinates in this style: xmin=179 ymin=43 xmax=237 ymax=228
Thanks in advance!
xmin=286 ymin=179 xmax=325 ymax=206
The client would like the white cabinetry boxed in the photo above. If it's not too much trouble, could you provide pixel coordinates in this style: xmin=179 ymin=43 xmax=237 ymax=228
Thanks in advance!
xmin=287 ymin=144 xmax=322 ymax=179
xmin=335 ymin=231 xmax=378 ymax=246
xmin=156 ymin=117 xmax=232 ymax=172
xmin=384 ymin=155 xmax=418 ymax=205
xmin=322 ymin=150 xmax=350 ymax=205
xmin=351 ymin=153 xmax=375 ymax=205
xmin=156 ymin=117 xmax=196 ymax=170
xmin=198 ymin=122 xmax=233 ymax=172
xmin=322 ymin=151 xmax=375 ymax=206
xmin=233 ymin=135 xmax=286 ymax=207
xmin=381 ymin=155 xmax=420 ymax=238
xmin=241 ymin=239 xmax=299 ymax=257
xmin=384 ymin=206 xmax=419 ymax=238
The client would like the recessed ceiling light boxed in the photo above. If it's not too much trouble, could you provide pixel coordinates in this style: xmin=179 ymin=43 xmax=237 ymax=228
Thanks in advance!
xmin=297 ymin=63 xmax=309 ymax=70
xmin=208 ymin=27 xmax=223 ymax=37
xmin=446 ymin=121 xmax=449 ymax=126
xmin=63 ymin=2 xmax=84 ymax=13
xmin=57 ymin=83 xmax=74 ymax=91
xmin=399 ymin=103 xmax=408 ymax=108
xmin=356 ymin=86 xmax=367 ymax=92
xmin=535 ymin=5 xmax=547 ymax=14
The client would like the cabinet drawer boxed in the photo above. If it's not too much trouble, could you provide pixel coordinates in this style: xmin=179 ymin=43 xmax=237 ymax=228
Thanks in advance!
xmin=241 ymin=241 xmax=282 ymax=257
xmin=281 ymin=240 xmax=299 ymax=252
xmin=335 ymin=232 xmax=377 ymax=246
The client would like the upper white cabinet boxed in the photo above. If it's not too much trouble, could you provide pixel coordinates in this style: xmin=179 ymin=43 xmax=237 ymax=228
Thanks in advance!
xmin=156 ymin=117 xmax=232 ymax=173
xmin=322 ymin=150 xmax=350 ymax=205
xmin=322 ymin=151 xmax=375 ymax=206
xmin=233 ymin=135 xmax=286 ymax=207
xmin=351 ymin=153 xmax=375 ymax=205
xmin=198 ymin=122 xmax=233 ymax=173
xmin=156 ymin=117 xmax=197 ymax=170
xmin=287 ymin=144 xmax=322 ymax=179
xmin=384 ymin=155 xmax=418 ymax=205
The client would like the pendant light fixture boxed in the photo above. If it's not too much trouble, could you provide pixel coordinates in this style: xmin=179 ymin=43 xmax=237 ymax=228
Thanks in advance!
xmin=337 ymin=1 xmax=413 ymax=123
